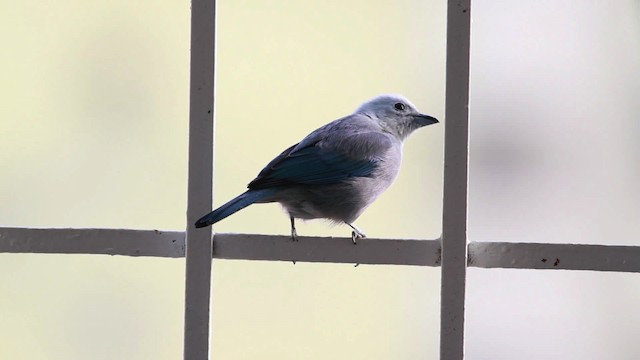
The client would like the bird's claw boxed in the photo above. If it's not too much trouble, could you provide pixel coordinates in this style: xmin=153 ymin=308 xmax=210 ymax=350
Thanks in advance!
xmin=351 ymin=230 xmax=366 ymax=245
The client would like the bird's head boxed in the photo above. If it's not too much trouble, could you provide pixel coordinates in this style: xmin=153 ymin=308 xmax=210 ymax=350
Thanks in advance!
xmin=355 ymin=94 xmax=438 ymax=140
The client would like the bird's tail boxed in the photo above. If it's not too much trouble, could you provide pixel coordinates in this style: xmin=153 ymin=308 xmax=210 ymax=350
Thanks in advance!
xmin=194 ymin=188 xmax=278 ymax=228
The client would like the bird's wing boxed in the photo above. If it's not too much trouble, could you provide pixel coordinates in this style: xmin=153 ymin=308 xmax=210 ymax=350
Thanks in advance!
xmin=248 ymin=131 xmax=394 ymax=189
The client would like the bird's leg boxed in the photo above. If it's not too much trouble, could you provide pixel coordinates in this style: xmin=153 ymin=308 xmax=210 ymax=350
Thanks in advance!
xmin=347 ymin=223 xmax=366 ymax=245
xmin=290 ymin=216 xmax=299 ymax=264
xmin=290 ymin=216 xmax=298 ymax=242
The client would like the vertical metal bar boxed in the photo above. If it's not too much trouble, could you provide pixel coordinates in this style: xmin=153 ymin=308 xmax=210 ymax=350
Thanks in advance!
xmin=184 ymin=0 xmax=216 ymax=358
xmin=440 ymin=1 xmax=471 ymax=360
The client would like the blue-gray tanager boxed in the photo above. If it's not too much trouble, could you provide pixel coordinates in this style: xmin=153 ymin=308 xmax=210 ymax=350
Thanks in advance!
xmin=195 ymin=94 xmax=438 ymax=243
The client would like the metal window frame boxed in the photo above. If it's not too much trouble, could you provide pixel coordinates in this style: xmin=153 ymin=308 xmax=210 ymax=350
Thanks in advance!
xmin=1 ymin=1 xmax=637 ymax=359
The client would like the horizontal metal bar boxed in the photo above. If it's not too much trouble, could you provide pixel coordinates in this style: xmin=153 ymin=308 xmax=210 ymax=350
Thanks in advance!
xmin=468 ymin=242 xmax=640 ymax=273
xmin=0 ymin=227 xmax=440 ymax=265
xmin=3 ymin=227 xmax=639 ymax=272
xmin=0 ymin=227 xmax=185 ymax=257
xmin=212 ymin=233 xmax=441 ymax=266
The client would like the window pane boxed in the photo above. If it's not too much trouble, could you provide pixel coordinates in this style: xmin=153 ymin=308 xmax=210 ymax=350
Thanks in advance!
xmin=0 ymin=255 xmax=184 ymax=360
xmin=213 ymin=0 xmax=445 ymax=241
xmin=213 ymin=261 xmax=441 ymax=360
xmin=467 ymin=269 xmax=640 ymax=359
xmin=469 ymin=1 xmax=640 ymax=245
xmin=0 ymin=0 xmax=190 ymax=230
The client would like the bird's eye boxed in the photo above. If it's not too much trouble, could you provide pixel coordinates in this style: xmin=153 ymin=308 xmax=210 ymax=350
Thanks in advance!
xmin=394 ymin=103 xmax=406 ymax=111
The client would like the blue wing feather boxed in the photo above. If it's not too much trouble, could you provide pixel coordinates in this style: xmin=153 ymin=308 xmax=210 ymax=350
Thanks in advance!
xmin=248 ymin=131 xmax=392 ymax=189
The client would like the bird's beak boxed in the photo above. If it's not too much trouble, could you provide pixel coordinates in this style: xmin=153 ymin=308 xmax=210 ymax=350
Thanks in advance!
xmin=413 ymin=113 xmax=439 ymax=127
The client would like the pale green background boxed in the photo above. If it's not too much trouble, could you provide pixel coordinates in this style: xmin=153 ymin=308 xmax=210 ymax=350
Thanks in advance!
xmin=1 ymin=0 xmax=444 ymax=359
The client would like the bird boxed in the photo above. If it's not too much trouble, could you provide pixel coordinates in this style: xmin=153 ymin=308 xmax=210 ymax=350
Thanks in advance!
xmin=194 ymin=94 xmax=438 ymax=243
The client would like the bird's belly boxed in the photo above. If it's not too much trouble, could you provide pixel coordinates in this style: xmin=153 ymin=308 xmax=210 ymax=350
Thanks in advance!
xmin=276 ymin=169 xmax=398 ymax=223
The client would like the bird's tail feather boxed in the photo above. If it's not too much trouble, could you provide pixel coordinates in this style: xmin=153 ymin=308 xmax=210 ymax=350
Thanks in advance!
xmin=194 ymin=188 xmax=277 ymax=228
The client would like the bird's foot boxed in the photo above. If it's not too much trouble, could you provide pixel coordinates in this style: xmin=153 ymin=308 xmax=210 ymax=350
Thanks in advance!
xmin=351 ymin=230 xmax=366 ymax=245
xmin=348 ymin=223 xmax=366 ymax=245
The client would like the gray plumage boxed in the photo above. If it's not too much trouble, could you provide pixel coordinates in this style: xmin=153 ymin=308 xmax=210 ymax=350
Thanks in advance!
xmin=195 ymin=94 xmax=438 ymax=242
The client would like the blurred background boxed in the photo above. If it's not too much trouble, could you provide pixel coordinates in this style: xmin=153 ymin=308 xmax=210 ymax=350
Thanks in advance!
xmin=0 ymin=0 xmax=638 ymax=359
xmin=467 ymin=1 xmax=640 ymax=359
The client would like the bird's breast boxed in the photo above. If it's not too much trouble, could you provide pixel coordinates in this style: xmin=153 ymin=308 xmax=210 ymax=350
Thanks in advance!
xmin=351 ymin=144 xmax=402 ymax=201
